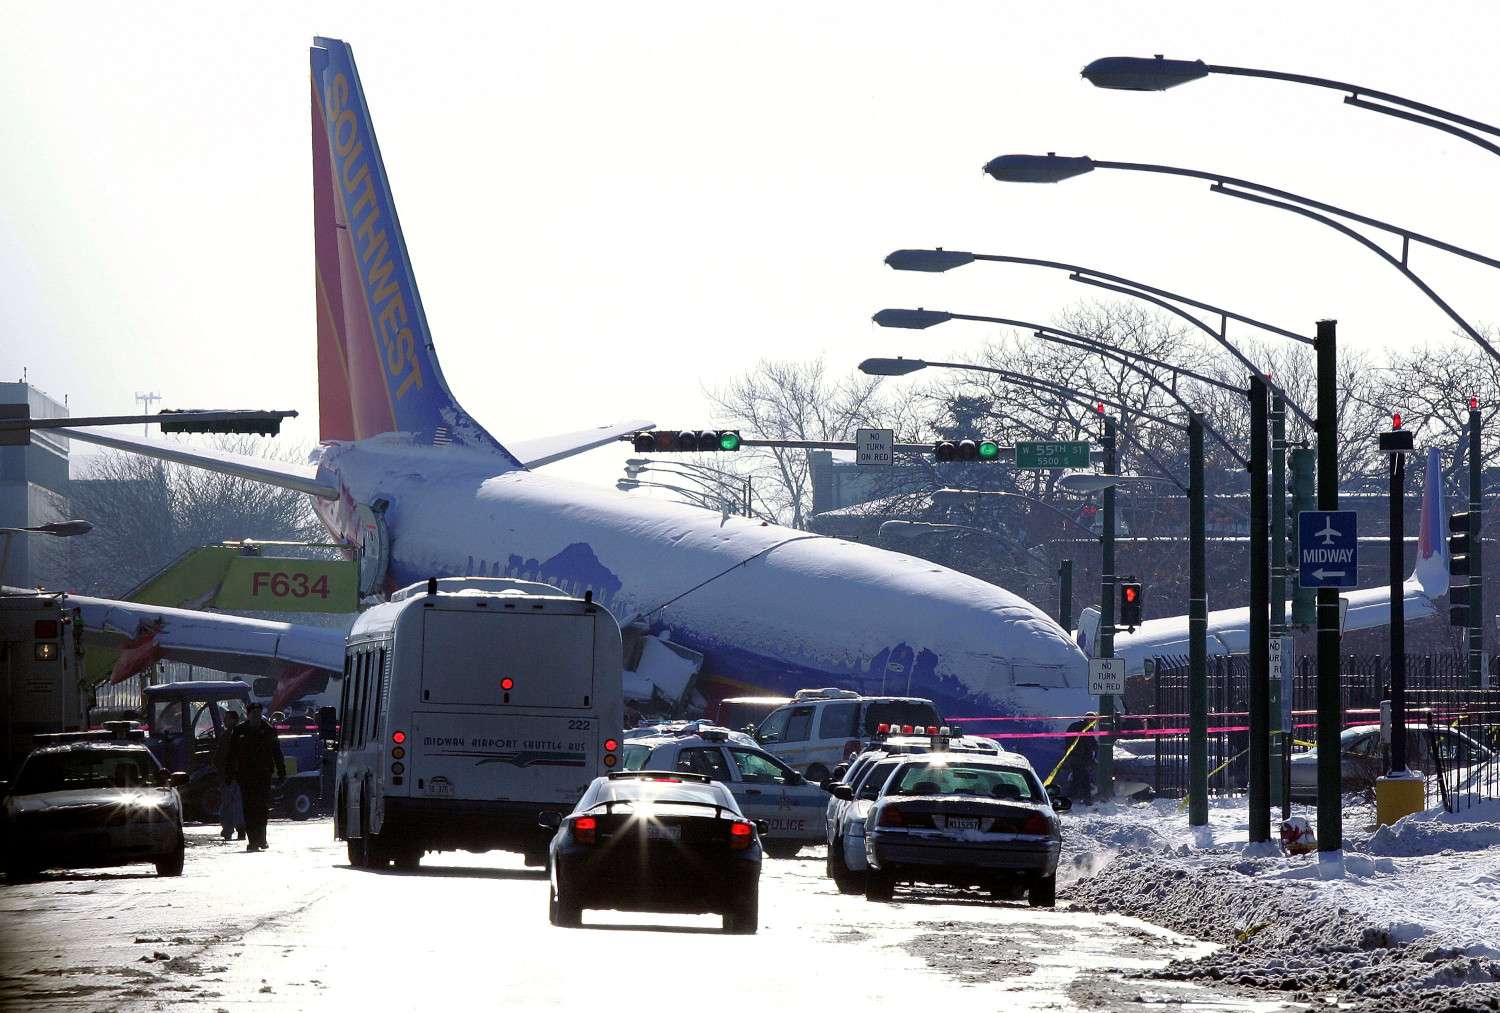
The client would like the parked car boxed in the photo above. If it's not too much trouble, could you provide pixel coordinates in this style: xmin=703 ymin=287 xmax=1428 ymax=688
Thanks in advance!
xmin=2 ymin=728 xmax=188 ymax=880
xmin=543 ymin=771 xmax=764 ymax=933
xmin=863 ymin=751 xmax=1068 ymax=907
xmin=714 ymin=696 xmax=791 ymax=734
xmin=1290 ymin=723 xmax=1494 ymax=800
xmin=755 ymin=689 xmax=945 ymax=782
xmin=619 ymin=725 xmax=828 ymax=856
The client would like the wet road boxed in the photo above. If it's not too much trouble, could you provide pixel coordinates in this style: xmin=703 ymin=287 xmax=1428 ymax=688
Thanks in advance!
xmin=1 ymin=820 xmax=1292 ymax=1011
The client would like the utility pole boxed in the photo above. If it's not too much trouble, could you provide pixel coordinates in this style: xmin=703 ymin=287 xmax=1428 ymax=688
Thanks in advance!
xmin=1376 ymin=416 xmax=1420 ymax=826
xmin=134 ymin=391 xmax=162 ymax=436
xmin=1469 ymin=404 xmax=1484 ymax=687
xmin=1096 ymin=415 xmax=1117 ymax=802
xmin=1248 ymin=376 xmax=1271 ymax=842
xmin=1315 ymin=320 xmax=1343 ymax=862
xmin=1270 ymin=392 xmax=1290 ymax=817
xmin=1058 ymin=559 xmax=1073 ymax=631
xmin=1188 ymin=413 xmax=1209 ymax=827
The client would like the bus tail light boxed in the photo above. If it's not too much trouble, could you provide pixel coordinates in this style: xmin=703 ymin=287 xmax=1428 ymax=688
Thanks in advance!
xmin=729 ymin=821 xmax=754 ymax=850
xmin=392 ymin=730 xmax=406 ymax=744
xmin=391 ymin=746 xmax=405 ymax=759
xmin=602 ymin=754 xmax=618 ymax=768
xmin=574 ymin=816 xmax=598 ymax=844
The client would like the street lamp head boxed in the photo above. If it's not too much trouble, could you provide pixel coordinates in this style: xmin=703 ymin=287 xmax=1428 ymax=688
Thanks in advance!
xmin=858 ymin=357 xmax=929 ymax=377
xmin=884 ymin=249 xmax=976 ymax=273
xmin=1081 ymin=55 xmax=1210 ymax=91
xmin=1056 ymin=473 xmax=1122 ymax=493
xmin=983 ymin=153 xmax=1094 ymax=184
xmin=615 ymin=479 xmax=640 ymax=491
xmin=625 ymin=458 xmax=650 ymax=468
xmin=872 ymin=308 xmax=952 ymax=330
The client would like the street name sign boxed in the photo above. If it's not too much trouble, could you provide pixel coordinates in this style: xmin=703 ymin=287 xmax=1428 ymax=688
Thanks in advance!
xmin=1088 ymin=657 xmax=1125 ymax=696
xmin=1297 ymin=510 xmax=1358 ymax=588
xmin=855 ymin=428 xmax=894 ymax=466
xmin=1016 ymin=441 xmax=1091 ymax=469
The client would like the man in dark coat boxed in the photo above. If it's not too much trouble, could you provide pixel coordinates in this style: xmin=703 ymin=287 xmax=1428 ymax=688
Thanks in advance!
xmin=224 ymin=702 xmax=286 ymax=852
xmin=1064 ymin=711 xmax=1098 ymax=806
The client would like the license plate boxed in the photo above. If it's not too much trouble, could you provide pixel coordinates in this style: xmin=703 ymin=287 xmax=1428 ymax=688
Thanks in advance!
xmin=646 ymin=824 xmax=682 ymax=841
xmin=945 ymin=817 xmax=981 ymax=831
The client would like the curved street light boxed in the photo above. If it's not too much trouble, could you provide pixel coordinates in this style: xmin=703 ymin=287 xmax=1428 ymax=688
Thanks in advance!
xmin=1080 ymin=56 xmax=1500 ymax=159
xmin=871 ymin=307 xmax=1249 ymax=467
xmin=982 ymin=153 xmax=1500 ymax=365
xmin=884 ymin=248 xmax=1315 ymax=426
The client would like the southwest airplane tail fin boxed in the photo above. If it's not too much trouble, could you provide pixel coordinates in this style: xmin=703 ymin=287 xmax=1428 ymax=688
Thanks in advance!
xmin=310 ymin=37 xmax=520 ymax=465
xmin=1411 ymin=446 xmax=1449 ymax=599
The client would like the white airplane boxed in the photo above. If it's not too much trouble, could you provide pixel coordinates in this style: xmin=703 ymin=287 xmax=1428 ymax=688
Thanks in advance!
xmin=50 ymin=39 xmax=1447 ymax=772
xmin=1076 ymin=446 xmax=1450 ymax=673
xmin=55 ymin=37 xmax=1090 ymax=767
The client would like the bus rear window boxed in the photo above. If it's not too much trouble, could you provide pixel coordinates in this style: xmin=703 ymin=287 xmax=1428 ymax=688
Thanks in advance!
xmin=421 ymin=610 xmax=596 ymax=708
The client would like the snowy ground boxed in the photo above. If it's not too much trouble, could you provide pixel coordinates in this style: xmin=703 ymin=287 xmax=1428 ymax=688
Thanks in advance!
xmin=1058 ymin=794 xmax=1500 ymax=1011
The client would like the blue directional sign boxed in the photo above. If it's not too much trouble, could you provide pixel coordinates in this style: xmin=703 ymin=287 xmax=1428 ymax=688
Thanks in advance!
xmin=1297 ymin=510 xmax=1359 ymax=589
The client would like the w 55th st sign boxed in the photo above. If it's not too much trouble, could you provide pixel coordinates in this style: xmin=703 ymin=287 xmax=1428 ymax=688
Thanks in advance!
xmin=1297 ymin=510 xmax=1359 ymax=589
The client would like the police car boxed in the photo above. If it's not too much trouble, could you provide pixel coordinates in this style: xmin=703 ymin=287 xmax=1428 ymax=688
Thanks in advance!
xmin=619 ymin=725 xmax=829 ymax=857
xmin=2 ymin=726 xmax=188 ymax=880
xmin=863 ymin=751 xmax=1069 ymax=907
xmin=823 ymin=726 xmax=1005 ymax=893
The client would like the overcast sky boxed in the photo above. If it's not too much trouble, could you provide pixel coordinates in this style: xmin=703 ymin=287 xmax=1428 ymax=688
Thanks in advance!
xmin=3 ymin=2 xmax=1497 ymax=490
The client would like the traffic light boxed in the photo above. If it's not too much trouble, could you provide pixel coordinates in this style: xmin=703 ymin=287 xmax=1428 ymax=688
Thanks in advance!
xmin=1287 ymin=448 xmax=1316 ymax=626
xmin=933 ymin=439 xmax=1001 ymax=463
xmin=157 ymin=410 xmax=282 ymax=436
xmin=630 ymin=430 xmax=741 ymax=453
xmin=1119 ymin=581 xmax=1143 ymax=628
xmin=1449 ymin=511 xmax=1473 ymax=625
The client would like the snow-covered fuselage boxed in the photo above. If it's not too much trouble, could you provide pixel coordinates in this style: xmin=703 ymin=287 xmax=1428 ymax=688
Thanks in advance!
xmin=310 ymin=437 xmax=1089 ymax=766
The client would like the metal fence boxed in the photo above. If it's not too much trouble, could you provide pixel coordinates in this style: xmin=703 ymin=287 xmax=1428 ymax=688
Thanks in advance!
xmin=1121 ymin=652 xmax=1499 ymax=812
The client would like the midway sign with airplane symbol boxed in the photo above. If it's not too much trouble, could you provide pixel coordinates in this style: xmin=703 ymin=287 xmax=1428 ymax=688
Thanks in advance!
xmin=1297 ymin=510 xmax=1359 ymax=588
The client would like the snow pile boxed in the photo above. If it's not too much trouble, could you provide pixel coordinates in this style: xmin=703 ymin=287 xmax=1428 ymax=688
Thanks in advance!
xmin=1058 ymin=797 xmax=1500 ymax=1011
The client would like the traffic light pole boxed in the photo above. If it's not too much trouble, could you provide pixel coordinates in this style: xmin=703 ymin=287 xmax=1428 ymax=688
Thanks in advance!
xmin=1248 ymin=376 xmax=1271 ymax=843
xmin=1188 ymin=413 xmax=1209 ymax=827
xmin=1270 ymin=393 xmax=1291 ymax=820
xmin=1058 ymin=559 xmax=1073 ymax=630
xmin=1470 ymin=407 xmax=1484 ymax=687
xmin=1097 ymin=416 xmax=1117 ymax=803
xmin=1315 ymin=319 xmax=1343 ymax=861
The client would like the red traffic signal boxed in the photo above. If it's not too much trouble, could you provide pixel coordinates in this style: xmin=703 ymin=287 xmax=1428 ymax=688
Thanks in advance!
xmin=1118 ymin=581 xmax=1143 ymax=627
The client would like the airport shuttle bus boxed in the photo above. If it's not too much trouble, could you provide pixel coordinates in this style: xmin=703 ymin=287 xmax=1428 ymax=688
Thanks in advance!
xmin=335 ymin=577 xmax=624 ymax=869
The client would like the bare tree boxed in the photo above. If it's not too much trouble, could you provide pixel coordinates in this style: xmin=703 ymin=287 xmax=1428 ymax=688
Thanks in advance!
xmin=68 ymin=437 xmax=323 ymax=597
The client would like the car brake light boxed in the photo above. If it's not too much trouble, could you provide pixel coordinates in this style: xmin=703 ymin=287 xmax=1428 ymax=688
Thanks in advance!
xmin=879 ymin=806 xmax=906 ymax=827
xmin=604 ymin=738 xmax=618 ymax=752
xmin=574 ymin=816 xmax=598 ymax=844
xmin=729 ymin=821 xmax=753 ymax=850
xmin=392 ymin=730 xmax=406 ymax=744
xmin=1021 ymin=813 xmax=1050 ymax=835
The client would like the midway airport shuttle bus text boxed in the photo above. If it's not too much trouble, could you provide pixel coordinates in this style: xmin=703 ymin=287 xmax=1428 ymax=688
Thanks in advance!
xmin=335 ymin=578 xmax=624 ymax=868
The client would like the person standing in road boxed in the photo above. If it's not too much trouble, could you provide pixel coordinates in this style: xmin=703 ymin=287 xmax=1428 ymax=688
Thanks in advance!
xmin=1064 ymin=712 xmax=1098 ymax=806
xmin=224 ymin=702 xmax=286 ymax=852
xmin=213 ymin=710 xmax=246 ymax=841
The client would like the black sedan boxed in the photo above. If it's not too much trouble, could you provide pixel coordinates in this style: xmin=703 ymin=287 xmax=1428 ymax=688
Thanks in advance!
xmin=543 ymin=771 xmax=765 ymax=933
xmin=863 ymin=753 xmax=1068 ymax=907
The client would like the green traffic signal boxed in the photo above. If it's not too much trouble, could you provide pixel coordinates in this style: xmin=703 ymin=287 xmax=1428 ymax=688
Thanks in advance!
xmin=719 ymin=431 xmax=742 ymax=452
xmin=977 ymin=440 xmax=999 ymax=461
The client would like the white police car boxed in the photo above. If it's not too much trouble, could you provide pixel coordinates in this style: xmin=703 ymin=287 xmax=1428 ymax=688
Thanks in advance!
xmin=620 ymin=725 xmax=829 ymax=857
xmin=2 ymin=728 xmax=188 ymax=880
xmin=824 ymin=729 xmax=1028 ymax=894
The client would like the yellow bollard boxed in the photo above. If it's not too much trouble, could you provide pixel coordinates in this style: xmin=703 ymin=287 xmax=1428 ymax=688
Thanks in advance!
xmin=1375 ymin=773 xmax=1425 ymax=827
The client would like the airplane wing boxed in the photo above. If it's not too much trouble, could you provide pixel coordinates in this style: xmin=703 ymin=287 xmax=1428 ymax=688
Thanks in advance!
xmin=507 ymin=420 xmax=655 ymax=469
xmin=64 ymin=592 xmax=348 ymax=683
xmin=58 ymin=427 xmax=338 ymax=500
